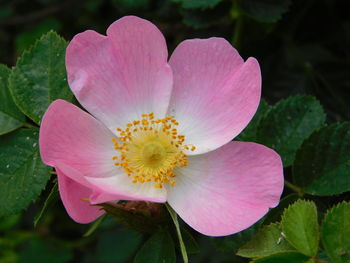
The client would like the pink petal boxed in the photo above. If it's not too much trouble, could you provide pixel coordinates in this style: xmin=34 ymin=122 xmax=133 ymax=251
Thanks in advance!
xmin=39 ymin=99 xmax=116 ymax=181
xmin=57 ymin=169 xmax=105 ymax=223
xmin=168 ymin=38 xmax=261 ymax=154
xmin=66 ymin=16 xmax=173 ymax=132
xmin=167 ymin=141 xmax=283 ymax=236
xmin=40 ymin=100 xmax=167 ymax=202
xmin=54 ymin=160 xmax=167 ymax=204
xmin=86 ymin=176 xmax=167 ymax=204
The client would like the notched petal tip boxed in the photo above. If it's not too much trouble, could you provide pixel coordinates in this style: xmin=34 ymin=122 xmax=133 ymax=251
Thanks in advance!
xmin=65 ymin=15 xmax=173 ymax=131
xmin=168 ymin=38 xmax=262 ymax=155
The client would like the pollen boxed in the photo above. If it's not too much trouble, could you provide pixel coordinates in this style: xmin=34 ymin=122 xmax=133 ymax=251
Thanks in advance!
xmin=111 ymin=113 xmax=195 ymax=188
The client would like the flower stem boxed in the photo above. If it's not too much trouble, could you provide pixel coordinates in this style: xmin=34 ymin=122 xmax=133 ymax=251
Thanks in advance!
xmin=23 ymin=122 xmax=38 ymax=129
xmin=232 ymin=16 xmax=243 ymax=48
xmin=231 ymin=0 xmax=243 ymax=48
xmin=165 ymin=203 xmax=188 ymax=263
xmin=284 ymin=180 xmax=304 ymax=195
xmin=83 ymin=214 xmax=107 ymax=237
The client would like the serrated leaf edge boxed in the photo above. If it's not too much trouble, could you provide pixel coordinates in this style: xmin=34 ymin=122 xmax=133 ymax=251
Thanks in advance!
xmin=281 ymin=199 xmax=319 ymax=257
xmin=292 ymin=122 xmax=350 ymax=195
xmin=8 ymin=31 xmax=67 ymax=124
xmin=250 ymin=251 xmax=311 ymax=263
xmin=257 ymin=94 xmax=325 ymax=167
xmin=242 ymin=0 xmax=292 ymax=23
xmin=0 ymin=64 xmax=26 ymax=131
xmin=173 ymin=0 xmax=223 ymax=10
xmin=237 ymin=222 xmax=297 ymax=259
xmin=320 ymin=201 xmax=350 ymax=263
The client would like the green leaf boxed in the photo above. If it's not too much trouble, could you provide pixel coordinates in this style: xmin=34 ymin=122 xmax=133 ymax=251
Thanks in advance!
xmin=111 ymin=0 xmax=150 ymax=12
xmin=100 ymin=203 xmax=165 ymax=233
xmin=211 ymin=221 xmax=260 ymax=252
xmin=250 ymin=251 xmax=312 ymax=263
xmin=182 ymin=228 xmax=200 ymax=254
xmin=18 ymin=239 xmax=73 ymax=263
xmin=236 ymin=99 xmax=270 ymax=142
xmin=97 ymin=229 xmax=142 ymax=263
xmin=83 ymin=214 xmax=106 ymax=237
xmin=281 ymin=200 xmax=319 ymax=257
xmin=0 ymin=129 xmax=51 ymax=218
xmin=256 ymin=95 xmax=325 ymax=167
xmin=315 ymin=61 xmax=350 ymax=120
xmin=15 ymin=18 xmax=61 ymax=55
xmin=134 ymin=230 xmax=176 ymax=263
xmin=180 ymin=6 xmax=226 ymax=29
xmin=316 ymin=249 xmax=331 ymax=263
xmin=172 ymin=0 xmax=223 ymax=9
xmin=293 ymin=122 xmax=350 ymax=195
xmin=84 ymin=0 xmax=105 ymax=12
xmin=321 ymin=202 xmax=350 ymax=263
xmin=9 ymin=31 xmax=73 ymax=125
xmin=317 ymin=250 xmax=332 ymax=263
xmin=0 ymin=64 xmax=25 ymax=135
xmin=0 ymin=6 xmax=13 ymax=19
xmin=237 ymin=223 xmax=295 ymax=258
xmin=34 ymin=181 xmax=59 ymax=227
xmin=0 ymin=214 xmax=21 ymax=231
xmin=263 ymin=194 xmax=300 ymax=225
xmin=241 ymin=0 xmax=292 ymax=23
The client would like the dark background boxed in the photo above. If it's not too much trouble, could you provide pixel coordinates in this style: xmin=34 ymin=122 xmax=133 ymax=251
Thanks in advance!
xmin=0 ymin=0 xmax=349 ymax=262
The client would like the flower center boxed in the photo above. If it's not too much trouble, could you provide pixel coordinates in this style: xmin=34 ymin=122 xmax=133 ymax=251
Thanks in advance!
xmin=112 ymin=113 xmax=195 ymax=188
xmin=142 ymin=141 xmax=166 ymax=166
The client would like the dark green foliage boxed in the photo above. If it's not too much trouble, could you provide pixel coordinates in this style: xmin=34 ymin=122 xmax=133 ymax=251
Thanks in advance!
xmin=134 ymin=230 xmax=176 ymax=263
xmin=237 ymin=200 xmax=349 ymax=262
xmin=293 ymin=123 xmax=350 ymax=195
xmin=172 ymin=0 xmax=223 ymax=9
xmin=211 ymin=221 xmax=260 ymax=252
xmin=321 ymin=202 xmax=350 ymax=263
xmin=110 ymin=0 xmax=151 ymax=13
xmin=237 ymin=223 xmax=295 ymax=258
xmin=182 ymin=228 xmax=200 ymax=254
xmin=0 ymin=214 xmax=21 ymax=231
xmin=241 ymin=0 xmax=292 ymax=23
xmin=250 ymin=251 xmax=312 ymax=263
xmin=0 ymin=129 xmax=51 ymax=218
xmin=180 ymin=6 xmax=227 ymax=29
xmin=9 ymin=31 xmax=73 ymax=125
xmin=18 ymin=239 xmax=73 ymax=263
xmin=34 ymin=181 xmax=59 ymax=227
xmin=0 ymin=0 xmax=349 ymax=262
xmin=0 ymin=65 xmax=25 ymax=135
xmin=256 ymin=95 xmax=325 ymax=167
xmin=15 ymin=18 xmax=61 ymax=55
xmin=236 ymin=99 xmax=270 ymax=142
xmin=100 ymin=203 xmax=168 ymax=234
xmin=96 ymin=229 xmax=142 ymax=263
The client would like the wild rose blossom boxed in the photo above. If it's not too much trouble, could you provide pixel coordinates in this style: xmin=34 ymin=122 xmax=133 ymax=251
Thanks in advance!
xmin=39 ymin=16 xmax=283 ymax=236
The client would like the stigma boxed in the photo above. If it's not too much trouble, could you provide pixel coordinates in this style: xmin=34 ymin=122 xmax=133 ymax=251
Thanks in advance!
xmin=112 ymin=113 xmax=196 ymax=188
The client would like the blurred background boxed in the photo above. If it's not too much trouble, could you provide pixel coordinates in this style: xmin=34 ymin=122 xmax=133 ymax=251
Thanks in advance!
xmin=0 ymin=0 xmax=349 ymax=262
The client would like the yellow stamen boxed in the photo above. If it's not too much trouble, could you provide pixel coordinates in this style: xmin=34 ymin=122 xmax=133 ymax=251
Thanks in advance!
xmin=111 ymin=113 xmax=195 ymax=188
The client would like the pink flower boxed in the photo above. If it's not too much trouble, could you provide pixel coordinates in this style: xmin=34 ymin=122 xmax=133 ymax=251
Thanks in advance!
xmin=39 ymin=16 xmax=283 ymax=236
